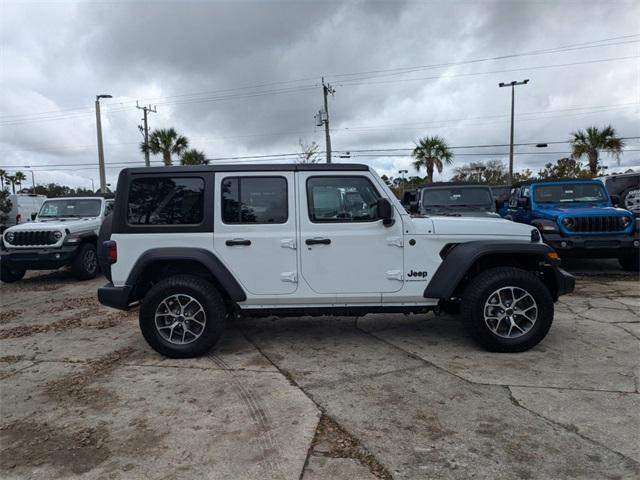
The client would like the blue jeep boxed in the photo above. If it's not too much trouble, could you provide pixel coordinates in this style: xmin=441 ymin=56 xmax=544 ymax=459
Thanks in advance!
xmin=503 ymin=179 xmax=639 ymax=271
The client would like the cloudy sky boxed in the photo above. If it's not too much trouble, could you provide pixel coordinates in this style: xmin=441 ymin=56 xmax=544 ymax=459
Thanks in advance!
xmin=1 ymin=0 xmax=638 ymax=190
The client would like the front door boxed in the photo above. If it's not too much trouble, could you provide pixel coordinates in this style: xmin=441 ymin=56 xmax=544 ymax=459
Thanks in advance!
xmin=298 ymin=172 xmax=404 ymax=295
xmin=213 ymin=172 xmax=297 ymax=295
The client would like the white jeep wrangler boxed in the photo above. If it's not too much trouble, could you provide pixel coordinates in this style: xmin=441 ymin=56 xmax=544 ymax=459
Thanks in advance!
xmin=1 ymin=196 xmax=113 ymax=282
xmin=97 ymin=164 xmax=574 ymax=357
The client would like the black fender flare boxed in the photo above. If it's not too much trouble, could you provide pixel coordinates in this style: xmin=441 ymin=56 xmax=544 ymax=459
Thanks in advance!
xmin=126 ymin=247 xmax=246 ymax=302
xmin=423 ymin=241 xmax=557 ymax=299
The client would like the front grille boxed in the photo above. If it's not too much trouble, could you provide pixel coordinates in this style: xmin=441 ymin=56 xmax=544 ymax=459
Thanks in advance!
xmin=8 ymin=231 xmax=57 ymax=246
xmin=564 ymin=216 xmax=628 ymax=233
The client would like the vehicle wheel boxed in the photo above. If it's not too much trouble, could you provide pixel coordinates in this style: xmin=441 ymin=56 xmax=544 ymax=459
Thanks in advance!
xmin=461 ymin=267 xmax=554 ymax=352
xmin=621 ymin=187 xmax=640 ymax=214
xmin=71 ymin=243 xmax=99 ymax=280
xmin=618 ymin=251 xmax=640 ymax=272
xmin=1 ymin=263 xmax=26 ymax=283
xmin=139 ymin=275 xmax=226 ymax=358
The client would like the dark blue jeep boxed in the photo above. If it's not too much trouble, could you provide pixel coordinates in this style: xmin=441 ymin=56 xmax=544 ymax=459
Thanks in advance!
xmin=503 ymin=179 xmax=639 ymax=271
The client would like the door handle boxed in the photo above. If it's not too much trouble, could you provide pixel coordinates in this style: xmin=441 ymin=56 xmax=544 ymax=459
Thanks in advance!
xmin=305 ymin=238 xmax=331 ymax=245
xmin=226 ymin=239 xmax=251 ymax=246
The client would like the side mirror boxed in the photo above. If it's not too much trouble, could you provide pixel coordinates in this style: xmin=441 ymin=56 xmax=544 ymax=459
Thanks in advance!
xmin=610 ymin=195 xmax=620 ymax=206
xmin=517 ymin=197 xmax=530 ymax=208
xmin=31 ymin=212 xmax=37 ymax=221
xmin=377 ymin=198 xmax=394 ymax=227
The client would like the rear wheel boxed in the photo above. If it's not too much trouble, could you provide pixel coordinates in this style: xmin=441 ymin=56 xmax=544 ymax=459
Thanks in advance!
xmin=71 ymin=243 xmax=99 ymax=280
xmin=618 ymin=251 xmax=639 ymax=272
xmin=461 ymin=267 xmax=554 ymax=352
xmin=139 ymin=275 xmax=226 ymax=358
xmin=1 ymin=263 xmax=26 ymax=283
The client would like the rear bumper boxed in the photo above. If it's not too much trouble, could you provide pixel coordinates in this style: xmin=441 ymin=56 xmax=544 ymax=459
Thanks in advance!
xmin=542 ymin=232 xmax=640 ymax=258
xmin=97 ymin=283 xmax=133 ymax=310
xmin=0 ymin=245 xmax=79 ymax=270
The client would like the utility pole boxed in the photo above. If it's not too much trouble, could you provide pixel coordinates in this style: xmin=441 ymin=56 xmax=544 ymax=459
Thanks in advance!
xmin=137 ymin=101 xmax=157 ymax=167
xmin=321 ymin=77 xmax=335 ymax=163
xmin=398 ymin=169 xmax=408 ymax=199
xmin=95 ymin=94 xmax=112 ymax=193
xmin=91 ymin=178 xmax=95 ymax=192
xmin=498 ymin=79 xmax=529 ymax=185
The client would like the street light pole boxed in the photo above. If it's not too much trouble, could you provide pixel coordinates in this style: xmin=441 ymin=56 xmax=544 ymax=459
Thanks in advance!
xmin=95 ymin=94 xmax=112 ymax=193
xmin=22 ymin=167 xmax=35 ymax=193
xmin=398 ymin=169 xmax=408 ymax=199
xmin=498 ymin=79 xmax=529 ymax=185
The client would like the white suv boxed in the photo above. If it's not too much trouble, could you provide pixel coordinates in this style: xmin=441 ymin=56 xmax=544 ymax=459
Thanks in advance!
xmin=98 ymin=164 xmax=574 ymax=357
xmin=1 ymin=196 xmax=113 ymax=282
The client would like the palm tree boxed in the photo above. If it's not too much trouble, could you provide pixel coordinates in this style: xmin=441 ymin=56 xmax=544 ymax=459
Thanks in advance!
xmin=5 ymin=175 xmax=16 ymax=194
xmin=412 ymin=136 xmax=454 ymax=183
xmin=141 ymin=128 xmax=189 ymax=166
xmin=180 ymin=149 xmax=209 ymax=165
xmin=14 ymin=171 xmax=27 ymax=192
xmin=0 ymin=169 xmax=6 ymax=191
xmin=570 ymin=125 xmax=624 ymax=175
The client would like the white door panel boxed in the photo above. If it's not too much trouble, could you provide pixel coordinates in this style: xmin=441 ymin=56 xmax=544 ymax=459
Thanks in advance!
xmin=298 ymin=172 xmax=404 ymax=295
xmin=213 ymin=172 xmax=297 ymax=295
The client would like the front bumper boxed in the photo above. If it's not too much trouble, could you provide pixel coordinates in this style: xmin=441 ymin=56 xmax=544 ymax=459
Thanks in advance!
xmin=552 ymin=266 xmax=575 ymax=298
xmin=542 ymin=232 xmax=640 ymax=258
xmin=98 ymin=283 xmax=133 ymax=310
xmin=0 ymin=245 xmax=79 ymax=270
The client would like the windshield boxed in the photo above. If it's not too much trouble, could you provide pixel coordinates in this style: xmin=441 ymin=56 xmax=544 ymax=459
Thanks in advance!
xmin=533 ymin=184 xmax=608 ymax=203
xmin=422 ymin=187 xmax=492 ymax=208
xmin=38 ymin=199 xmax=102 ymax=218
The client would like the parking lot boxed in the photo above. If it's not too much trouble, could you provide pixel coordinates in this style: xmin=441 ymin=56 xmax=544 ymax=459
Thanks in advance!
xmin=1 ymin=260 xmax=638 ymax=480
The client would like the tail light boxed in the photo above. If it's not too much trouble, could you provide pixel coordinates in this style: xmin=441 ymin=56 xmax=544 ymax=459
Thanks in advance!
xmin=16 ymin=214 xmax=21 ymax=224
xmin=104 ymin=240 xmax=117 ymax=264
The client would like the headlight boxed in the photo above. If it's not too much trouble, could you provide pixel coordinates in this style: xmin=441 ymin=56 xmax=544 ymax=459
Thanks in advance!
xmin=620 ymin=216 xmax=631 ymax=228
xmin=51 ymin=231 xmax=63 ymax=242
xmin=5 ymin=231 xmax=15 ymax=243
xmin=531 ymin=229 xmax=541 ymax=242
xmin=561 ymin=217 xmax=575 ymax=229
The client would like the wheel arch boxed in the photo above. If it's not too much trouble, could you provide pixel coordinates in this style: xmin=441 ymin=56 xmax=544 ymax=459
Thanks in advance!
xmin=424 ymin=241 xmax=562 ymax=301
xmin=127 ymin=248 xmax=246 ymax=305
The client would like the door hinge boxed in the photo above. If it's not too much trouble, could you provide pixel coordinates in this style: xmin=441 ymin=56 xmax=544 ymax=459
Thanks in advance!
xmin=387 ymin=237 xmax=404 ymax=248
xmin=281 ymin=272 xmax=298 ymax=283
xmin=280 ymin=238 xmax=297 ymax=249
xmin=386 ymin=270 xmax=403 ymax=281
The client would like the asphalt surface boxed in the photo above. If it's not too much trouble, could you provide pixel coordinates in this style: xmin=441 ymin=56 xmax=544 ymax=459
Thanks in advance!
xmin=0 ymin=262 xmax=638 ymax=479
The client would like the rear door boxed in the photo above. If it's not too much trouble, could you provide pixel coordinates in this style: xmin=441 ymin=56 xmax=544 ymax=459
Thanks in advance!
xmin=213 ymin=172 xmax=297 ymax=295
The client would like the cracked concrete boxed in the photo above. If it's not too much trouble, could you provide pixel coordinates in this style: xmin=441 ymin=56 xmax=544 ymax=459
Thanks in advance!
xmin=1 ymin=264 xmax=639 ymax=479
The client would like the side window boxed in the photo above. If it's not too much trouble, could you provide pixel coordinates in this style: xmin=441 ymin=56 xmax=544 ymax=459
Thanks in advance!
xmin=127 ymin=177 xmax=204 ymax=225
xmin=508 ymin=187 xmax=520 ymax=208
xmin=521 ymin=186 xmax=530 ymax=198
xmin=104 ymin=201 xmax=114 ymax=216
xmin=307 ymin=176 xmax=381 ymax=222
xmin=222 ymin=176 xmax=288 ymax=224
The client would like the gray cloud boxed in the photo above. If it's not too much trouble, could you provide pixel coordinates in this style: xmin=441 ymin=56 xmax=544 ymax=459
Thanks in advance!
xmin=1 ymin=0 xmax=638 ymax=189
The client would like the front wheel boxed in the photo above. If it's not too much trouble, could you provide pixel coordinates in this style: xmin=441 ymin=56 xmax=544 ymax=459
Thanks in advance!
xmin=461 ymin=267 xmax=554 ymax=352
xmin=71 ymin=243 xmax=99 ymax=280
xmin=1 ymin=263 xmax=26 ymax=283
xmin=139 ymin=275 xmax=226 ymax=358
xmin=618 ymin=251 xmax=639 ymax=272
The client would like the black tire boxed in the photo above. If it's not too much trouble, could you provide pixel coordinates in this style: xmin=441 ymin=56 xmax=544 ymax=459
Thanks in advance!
xmin=618 ymin=251 xmax=640 ymax=272
xmin=1 ymin=263 xmax=26 ymax=283
xmin=461 ymin=267 xmax=554 ymax=352
xmin=139 ymin=275 xmax=226 ymax=358
xmin=71 ymin=243 xmax=99 ymax=280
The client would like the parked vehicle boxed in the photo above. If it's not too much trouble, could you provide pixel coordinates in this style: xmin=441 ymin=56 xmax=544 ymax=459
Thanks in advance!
xmin=491 ymin=185 xmax=512 ymax=216
xmin=0 ymin=194 xmax=47 ymax=232
xmin=416 ymin=183 xmax=499 ymax=217
xmin=502 ymin=179 xmax=639 ymax=271
xmin=97 ymin=164 xmax=574 ymax=358
xmin=597 ymin=172 xmax=640 ymax=214
xmin=0 ymin=196 xmax=114 ymax=282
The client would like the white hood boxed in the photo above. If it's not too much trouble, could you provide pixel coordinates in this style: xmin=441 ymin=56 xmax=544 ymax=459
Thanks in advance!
xmin=6 ymin=217 xmax=97 ymax=233
xmin=430 ymin=216 xmax=533 ymax=237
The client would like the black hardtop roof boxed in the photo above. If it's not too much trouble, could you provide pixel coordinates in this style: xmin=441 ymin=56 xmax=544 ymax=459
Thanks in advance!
xmin=123 ymin=163 xmax=369 ymax=175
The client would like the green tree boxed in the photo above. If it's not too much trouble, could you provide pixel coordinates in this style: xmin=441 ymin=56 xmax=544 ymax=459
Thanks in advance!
xmin=5 ymin=175 xmax=16 ymax=194
xmin=570 ymin=125 xmax=624 ymax=175
xmin=537 ymin=157 xmax=594 ymax=180
xmin=0 ymin=190 xmax=12 ymax=225
xmin=180 ymin=149 xmax=209 ymax=165
xmin=412 ymin=136 xmax=453 ymax=183
xmin=451 ymin=160 xmax=507 ymax=184
xmin=0 ymin=169 xmax=7 ymax=191
xmin=141 ymin=128 xmax=189 ymax=166
xmin=14 ymin=171 xmax=27 ymax=191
